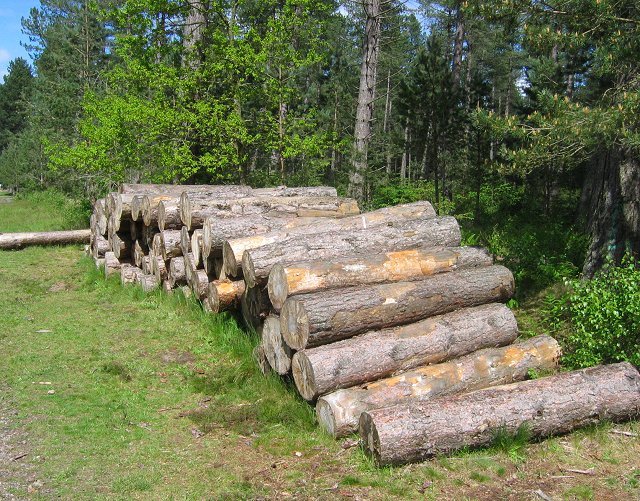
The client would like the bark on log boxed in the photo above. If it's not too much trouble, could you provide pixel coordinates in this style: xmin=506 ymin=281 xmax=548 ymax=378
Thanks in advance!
xmin=94 ymin=199 xmax=107 ymax=236
xmin=157 ymin=201 xmax=182 ymax=231
xmin=0 ymin=229 xmax=91 ymax=250
xmin=160 ymin=230 xmax=182 ymax=260
xmin=151 ymin=233 xmax=162 ymax=259
xmin=183 ymin=252 xmax=196 ymax=286
xmin=253 ymin=186 xmax=338 ymax=198
xmin=253 ymin=344 xmax=272 ymax=376
xmin=268 ymin=246 xmax=492 ymax=311
xmin=281 ymin=265 xmax=514 ymax=350
xmin=140 ymin=273 xmax=160 ymax=292
xmin=360 ymin=362 xmax=640 ymax=465
xmin=183 ymin=195 xmax=360 ymax=231
xmin=317 ymin=335 xmax=561 ymax=438
xmin=120 ymin=264 xmax=143 ymax=286
xmin=222 ymin=201 xmax=436 ymax=276
xmin=119 ymin=183 xmax=252 ymax=196
xmin=262 ymin=315 xmax=293 ymax=375
xmin=180 ymin=226 xmax=191 ymax=256
xmin=291 ymin=303 xmax=518 ymax=400
xmin=168 ymin=256 xmax=187 ymax=287
xmin=241 ymin=284 xmax=271 ymax=331
xmin=104 ymin=251 xmax=121 ymax=277
xmin=207 ymin=279 xmax=245 ymax=313
xmin=244 ymin=216 xmax=461 ymax=289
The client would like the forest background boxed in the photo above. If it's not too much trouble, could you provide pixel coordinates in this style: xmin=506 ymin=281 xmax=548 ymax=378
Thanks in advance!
xmin=0 ymin=0 xmax=638 ymax=368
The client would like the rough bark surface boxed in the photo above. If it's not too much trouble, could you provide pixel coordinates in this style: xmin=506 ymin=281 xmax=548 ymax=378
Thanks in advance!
xmin=222 ymin=201 xmax=436 ymax=275
xmin=241 ymin=285 xmax=271 ymax=331
xmin=317 ymin=335 xmax=561 ymax=437
xmin=262 ymin=315 xmax=293 ymax=375
xmin=254 ymin=186 xmax=338 ymax=197
xmin=360 ymin=362 xmax=640 ymax=465
xmin=268 ymin=246 xmax=492 ymax=310
xmin=160 ymin=230 xmax=182 ymax=260
xmin=92 ymin=233 xmax=109 ymax=259
xmin=244 ymin=216 xmax=460 ymax=288
xmin=120 ymin=264 xmax=143 ymax=286
xmin=208 ymin=279 xmax=245 ymax=312
xmin=0 ymin=229 xmax=91 ymax=250
xmin=189 ymin=270 xmax=209 ymax=300
xmin=281 ymin=265 xmax=514 ymax=350
xmin=291 ymin=303 xmax=517 ymax=400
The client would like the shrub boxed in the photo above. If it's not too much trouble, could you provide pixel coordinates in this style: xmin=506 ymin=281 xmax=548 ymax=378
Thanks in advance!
xmin=562 ymin=256 xmax=640 ymax=368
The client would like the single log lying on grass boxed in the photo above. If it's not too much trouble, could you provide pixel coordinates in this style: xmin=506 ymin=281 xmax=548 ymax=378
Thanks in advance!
xmin=120 ymin=264 xmax=143 ymax=285
xmin=207 ymin=279 xmax=245 ymax=313
xmin=168 ymin=256 xmax=187 ymax=287
xmin=241 ymin=285 xmax=270 ymax=331
xmin=222 ymin=201 xmax=436 ymax=276
xmin=291 ymin=303 xmax=518 ymax=400
xmin=183 ymin=195 xmax=360 ymax=231
xmin=243 ymin=216 xmax=460 ymax=288
xmin=0 ymin=229 xmax=91 ymax=250
xmin=268 ymin=246 xmax=492 ymax=311
xmin=281 ymin=265 xmax=513 ymax=350
xmin=360 ymin=362 xmax=640 ymax=466
xmin=262 ymin=315 xmax=293 ymax=375
xmin=316 ymin=335 xmax=561 ymax=438
xmin=104 ymin=251 xmax=121 ymax=277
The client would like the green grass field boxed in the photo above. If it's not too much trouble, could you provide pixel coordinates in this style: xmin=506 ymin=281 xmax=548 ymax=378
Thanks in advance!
xmin=1 ymin=196 xmax=638 ymax=500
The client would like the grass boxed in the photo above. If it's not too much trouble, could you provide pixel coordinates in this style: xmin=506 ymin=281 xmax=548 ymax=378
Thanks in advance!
xmin=1 ymin=196 xmax=639 ymax=499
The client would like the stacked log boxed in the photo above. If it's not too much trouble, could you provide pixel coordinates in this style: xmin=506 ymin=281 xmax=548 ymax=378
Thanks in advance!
xmin=85 ymin=183 xmax=637 ymax=464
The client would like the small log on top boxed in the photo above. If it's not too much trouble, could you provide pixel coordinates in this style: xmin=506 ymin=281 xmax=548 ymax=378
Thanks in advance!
xmin=360 ymin=362 xmax=640 ymax=466
xmin=267 ymin=246 xmax=493 ymax=311
xmin=242 ymin=216 xmax=460 ymax=288
xmin=261 ymin=315 xmax=293 ymax=375
xmin=316 ymin=335 xmax=561 ymax=438
xmin=291 ymin=303 xmax=518 ymax=401
xmin=222 ymin=200 xmax=436 ymax=277
xmin=280 ymin=265 xmax=514 ymax=351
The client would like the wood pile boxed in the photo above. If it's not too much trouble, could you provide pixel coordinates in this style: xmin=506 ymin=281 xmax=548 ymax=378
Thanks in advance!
xmin=88 ymin=183 xmax=640 ymax=466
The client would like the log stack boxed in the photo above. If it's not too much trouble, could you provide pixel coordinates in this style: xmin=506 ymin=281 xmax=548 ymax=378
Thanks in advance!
xmin=87 ymin=183 xmax=640 ymax=465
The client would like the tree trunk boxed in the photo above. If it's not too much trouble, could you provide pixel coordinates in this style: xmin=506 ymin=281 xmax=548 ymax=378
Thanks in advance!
xmin=207 ymin=279 xmax=245 ymax=313
xmin=317 ymin=335 xmax=561 ymax=438
xmin=349 ymin=0 xmax=382 ymax=202
xmin=222 ymin=201 xmax=436 ymax=277
xmin=243 ymin=216 xmax=461 ymax=288
xmin=261 ymin=315 xmax=293 ymax=375
xmin=268 ymin=246 xmax=492 ymax=311
xmin=290 ymin=303 xmax=517 ymax=400
xmin=0 ymin=229 xmax=91 ymax=249
xmin=360 ymin=362 xmax=640 ymax=465
xmin=280 ymin=265 xmax=514 ymax=350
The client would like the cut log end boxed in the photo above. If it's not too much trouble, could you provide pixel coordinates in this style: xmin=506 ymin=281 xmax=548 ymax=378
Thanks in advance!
xmin=222 ymin=241 xmax=240 ymax=278
xmin=315 ymin=398 xmax=338 ymax=437
xmin=262 ymin=316 xmax=292 ymax=375
xmin=241 ymin=251 xmax=257 ymax=288
xmin=280 ymin=298 xmax=309 ymax=350
xmin=267 ymin=264 xmax=288 ymax=311
xmin=291 ymin=352 xmax=316 ymax=401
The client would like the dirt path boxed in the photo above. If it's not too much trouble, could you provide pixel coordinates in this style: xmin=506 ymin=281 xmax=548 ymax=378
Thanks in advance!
xmin=0 ymin=387 xmax=35 ymax=500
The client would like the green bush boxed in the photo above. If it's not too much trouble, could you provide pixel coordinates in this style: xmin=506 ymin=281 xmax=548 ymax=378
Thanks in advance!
xmin=562 ymin=256 xmax=640 ymax=368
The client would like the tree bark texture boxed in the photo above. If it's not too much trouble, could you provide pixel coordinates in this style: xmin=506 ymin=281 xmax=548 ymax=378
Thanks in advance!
xmin=316 ymin=335 xmax=561 ymax=438
xmin=222 ymin=201 xmax=437 ymax=277
xmin=280 ymin=265 xmax=514 ymax=350
xmin=290 ymin=303 xmax=517 ymax=400
xmin=0 ymin=229 xmax=91 ymax=250
xmin=360 ymin=362 xmax=640 ymax=465
xmin=243 ymin=216 xmax=461 ymax=288
xmin=268 ymin=246 xmax=492 ymax=311
xmin=91 ymin=233 xmax=109 ymax=259
xmin=349 ymin=0 xmax=382 ymax=202
xmin=261 ymin=315 xmax=293 ymax=375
